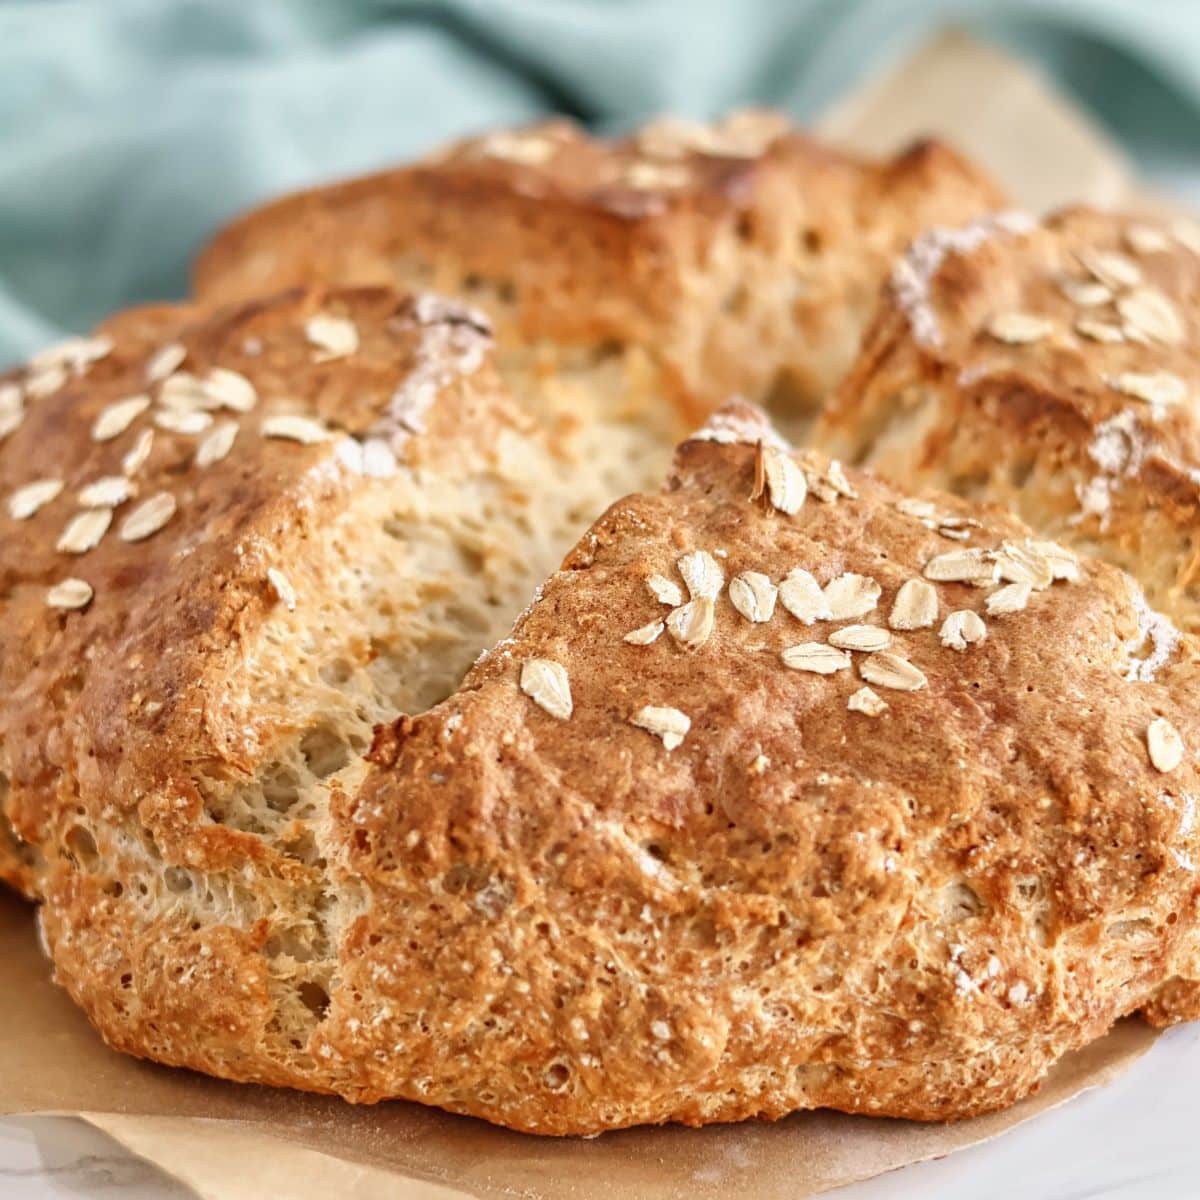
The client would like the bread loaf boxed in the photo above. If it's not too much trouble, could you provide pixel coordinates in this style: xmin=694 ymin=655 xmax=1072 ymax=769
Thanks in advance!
xmin=194 ymin=111 xmax=1004 ymax=477
xmin=2 ymin=277 xmax=1197 ymax=1132
xmin=814 ymin=207 xmax=1200 ymax=631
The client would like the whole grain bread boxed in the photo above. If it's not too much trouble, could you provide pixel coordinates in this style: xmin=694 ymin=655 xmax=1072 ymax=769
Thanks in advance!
xmin=193 ymin=111 xmax=1004 ymax=467
xmin=2 ymin=278 xmax=1198 ymax=1134
xmin=813 ymin=207 xmax=1200 ymax=632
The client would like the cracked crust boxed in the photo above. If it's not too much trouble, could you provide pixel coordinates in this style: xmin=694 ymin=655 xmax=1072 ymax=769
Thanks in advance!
xmin=4 ymin=305 xmax=1199 ymax=1134
xmin=193 ymin=112 xmax=1004 ymax=435
xmin=814 ymin=206 xmax=1200 ymax=633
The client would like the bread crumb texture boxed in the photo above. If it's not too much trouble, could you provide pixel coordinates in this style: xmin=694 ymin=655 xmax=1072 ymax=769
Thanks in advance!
xmin=3 ymin=269 xmax=1199 ymax=1138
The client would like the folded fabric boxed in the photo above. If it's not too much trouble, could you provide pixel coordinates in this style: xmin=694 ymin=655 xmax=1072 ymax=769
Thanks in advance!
xmin=1 ymin=0 xmax=1197 ymax=362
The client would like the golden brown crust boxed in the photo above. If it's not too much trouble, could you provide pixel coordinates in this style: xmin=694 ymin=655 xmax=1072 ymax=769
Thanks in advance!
xmin=6 ymin=300 xmax=1199 ymax=1133
xmin=814 ymin=207 xmax=1200 ymax=632
xmin=321 ymin=405 xmax=1200 ymax=1132
xmin=193 ymin=113 xmax=1004 ymax=426
xmin=0 ymin=286 xmax=506 ymax=893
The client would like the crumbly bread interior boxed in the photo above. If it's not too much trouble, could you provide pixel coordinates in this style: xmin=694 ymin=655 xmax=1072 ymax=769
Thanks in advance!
xmin=0 ymin=289 xmax=659 ymax=1080
xmin=164 ymin=462 xmax=586 ymax=1065
xmin=813 ymin=208 xmax=1200 ymax=632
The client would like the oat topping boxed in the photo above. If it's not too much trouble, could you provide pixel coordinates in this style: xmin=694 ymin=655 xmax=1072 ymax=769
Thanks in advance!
xmin=924 ymin=547 xmax=999 ymax=586
xmin=7 ymin=478 xmax=63 ymax=520
xmin=828 ymin=624 xmax=891 ymax=652
xmin=666 ymin=598 xmax=715 ymax=648
xmin=940 ymin=609 xmax=987 ymax=650
xmin=1109 ymin=370 xmax=1186 ymax=409
xmin=890 ymin=578 xmax=938 ymax=630
xmin=262 ymin=414 xmax=331 ymax=444
xmin=267 ymin=566 xmax=298 ymax=613
xmin=145 ymin=342 xmax=187 ymax=383
xmin=121 ymin=428 xmax=154 ymax=475
xmin=802 ymin=459 xmax=858 ymax=504
xmin=155 ymin=408 xmax=212 ymax=436
xmin=0 ymin=406 xmax=21 ymax=440
xmin=158 ymin=372 xmax=210 ymax=412
xmin=986 ymin=312 xmax=1053 ymax=344
xmin=762 ymin=445 xmax=806 ymax=514
xmin=992 ymin=541 xmax=1053 ymax=589
xmin=78 ymin=475 xmax=135 ymax=508
xmin=1059 ymin=278 xmax=1112 ymax=307
xmin=25 ymin=362 xmax=67 ymax=400
xmin=823 ymin=572 xmax=881 ymax=620
xmin=1125 ymin=225 xmax=1171 ymax=256
xmin=985 ymin=581 xmax=1032 ymax=615
xmin=860 ymin=651 xmax=927 ymax=692
xmin=119 ymin=492 xmax=176 ymax=542
xmin=1078 ymin=248 xmax=1142 ymax=290
xmin=729 ymin=572 xmax=778 ymax=623
xmin=824 ymin=460 xmax=858 ymax=499
xmin=646 ymin=572 xmax=684 ymax=607
xmin=623 ymin=161 xmax=691 ymax=190
xmin=780 ymin=642 xmax=851 ymax=675
xmin=478 ymin=131 xmax=558 ymax=165
xmin=56 ymin=507 xmax=112 ymax=554
xmin=30 ymin=334 xmax=112 ymax=376
xmin=195 ymin=421 xmax=239 ymax=468
xmin=895 ymin=497 xmax=981 ymax=541
xmin=778 ymin=568 xmax=831 ymax=624
xmin=1028 ymin=539 xmax=1081 ymax=582
xmin=203 ymin=367 xmax=258 ymax=413
xmin=92 ymin=394 xmax=150 ymax=441
xmin=635 ymin=110 xmax=786 ymax=159
xmin=1116 ymin=288 xmax=1184 ymax=345
xmin=847 ymin=686 xmax=888 ymax=716
xmin=45 ymin=577 xmax=94 ymax=611
xmin=305 ymin=314 xmax=359 ymax=361
xmin=631 ymin=705 xmax=690 ymax=750
xmin=1075 ymin=318 xmax=1125 ymax=344
xmin=1147 ymin=717 xmax=1184 ymax=773
xmin=624 ymin=619 xmax=664 ymax=645
xmin=519 ymin=659 xmax=573 ymax=720
xmin=677 ymin=550 xmax=724 ymax=601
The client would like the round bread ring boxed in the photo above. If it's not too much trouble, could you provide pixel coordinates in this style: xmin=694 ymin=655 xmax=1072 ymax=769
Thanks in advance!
xmin=2 ymin=282 xmax=1199 ymax=1135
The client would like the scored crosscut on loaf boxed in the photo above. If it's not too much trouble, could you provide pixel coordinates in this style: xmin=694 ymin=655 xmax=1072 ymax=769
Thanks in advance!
xmin=0 ymin=286 xmax=652 ymax=988
xmin=193 ymin=110 xmax=1005 ymax=480
xmin=3 ymin=281 xmax=1198 ymax=1136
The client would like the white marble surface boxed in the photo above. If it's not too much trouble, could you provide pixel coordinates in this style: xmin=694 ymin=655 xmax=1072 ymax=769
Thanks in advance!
xmin=2 ymin=1021 xmax=1196 ymax=1199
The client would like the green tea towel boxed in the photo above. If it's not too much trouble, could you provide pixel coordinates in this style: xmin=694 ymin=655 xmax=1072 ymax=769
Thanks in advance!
xmin=2 ymin=0 xmax=1198 ymax=363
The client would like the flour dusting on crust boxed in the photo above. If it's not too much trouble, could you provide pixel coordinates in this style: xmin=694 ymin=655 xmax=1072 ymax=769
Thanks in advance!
xmin=690 ymin=401 xmax=788 ymax=449
xmin=373 ymin=294 xmax=492 ymax=450
xmin=1124 ymin=580 xmax=1181 ymax=682
xmin=891 ymin=211 xmax=1035 ymax=348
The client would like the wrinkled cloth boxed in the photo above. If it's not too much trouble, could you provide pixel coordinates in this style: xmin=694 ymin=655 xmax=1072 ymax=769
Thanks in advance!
xmin=2 ymin=0 xmax=1198 ymax=361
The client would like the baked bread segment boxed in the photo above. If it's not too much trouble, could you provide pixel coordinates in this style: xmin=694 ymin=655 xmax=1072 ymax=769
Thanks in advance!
xmin=0 ymin=286 xmax=628 ymax=907
xmin=330 ymin=404 xmax=1200 ymax=1132
xmin=193 ymin=112 xmax=1004 ymax=446
xmin=814 ymin=207 xmax=1200 ymax=631
xmin=12 ymin=329 xmax=1197 ymax=1132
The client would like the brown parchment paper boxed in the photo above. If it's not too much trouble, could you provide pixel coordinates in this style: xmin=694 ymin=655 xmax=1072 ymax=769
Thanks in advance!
xmin=0 ymin=28 xmax=1174 ymax=1200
